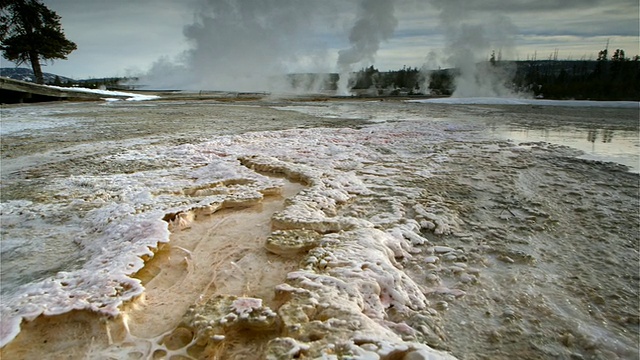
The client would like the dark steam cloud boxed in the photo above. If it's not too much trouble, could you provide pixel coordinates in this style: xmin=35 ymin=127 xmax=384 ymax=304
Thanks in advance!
xmin=336 ymin=0 xmax=398 ymax=94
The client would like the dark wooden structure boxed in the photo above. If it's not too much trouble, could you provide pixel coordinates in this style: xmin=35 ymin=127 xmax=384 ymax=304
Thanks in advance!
xmin=0 ymin=77 xmax=126 ymax=104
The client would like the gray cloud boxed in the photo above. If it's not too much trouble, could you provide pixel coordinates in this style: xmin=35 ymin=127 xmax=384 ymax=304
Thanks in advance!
xmin=38 ymin=0 xmax=196 ymax=78
xmin=13 ymin=0 xmax=638 ymax=82
xmin=441 ymin=0 xmax=634 ymax=13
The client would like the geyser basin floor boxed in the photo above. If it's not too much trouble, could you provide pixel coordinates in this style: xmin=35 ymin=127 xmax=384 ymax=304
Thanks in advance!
xmin=1 ymin=98 xmax=638 ymax=359
xmin=2 ymin=180 xmax=303 ymax=359
xmin=128 ymin=180 xmax=304 ymax=339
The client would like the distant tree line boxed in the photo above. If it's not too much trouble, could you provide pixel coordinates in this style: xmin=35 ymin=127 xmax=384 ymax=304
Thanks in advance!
xmin=514 ymin=48 xmax=640 ymax=100
xmin=350 ymin=65 xmax=423 ymax=95
xmin=288 ymin=66 xmax=425 ymax=95
xmin=48 ymin=75 xmax=136 ymax=90
xmin=294 ymin=47 xmax=638 ymax=100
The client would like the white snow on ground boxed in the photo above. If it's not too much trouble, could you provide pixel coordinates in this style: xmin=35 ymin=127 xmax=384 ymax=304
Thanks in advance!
xmin=409 ymin=97 xmax=640 ymax=108
xmin=45 ymin=85 xmax=160 ymax=101
xmin=0 ymin=107 xmax=78 ymax=135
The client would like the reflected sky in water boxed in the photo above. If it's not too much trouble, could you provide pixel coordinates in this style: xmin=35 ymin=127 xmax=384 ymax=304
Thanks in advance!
xmin=495 ymin=126 xmax=639 ymax=172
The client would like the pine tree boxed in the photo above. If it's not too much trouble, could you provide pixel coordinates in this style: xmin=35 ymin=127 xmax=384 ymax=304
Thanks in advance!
xmin=1 ymin=0 xmax=76 ymax=84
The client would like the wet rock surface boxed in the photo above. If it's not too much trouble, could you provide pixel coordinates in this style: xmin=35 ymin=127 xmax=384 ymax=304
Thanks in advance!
xmin=1 ymin=98 xmax=638 ymax=359
xmin=395 ymin=139 xmax=640 ymax=359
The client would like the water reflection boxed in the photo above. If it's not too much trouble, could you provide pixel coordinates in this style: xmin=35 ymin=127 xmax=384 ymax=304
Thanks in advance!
xmin=493 ymin=126 xmax=639 ymax=173
xmin=587 ymin=129 xmax=616 ymax=144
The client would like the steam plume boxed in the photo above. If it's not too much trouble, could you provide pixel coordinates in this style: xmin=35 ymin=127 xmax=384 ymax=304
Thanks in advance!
xmin=336 ymin=0 xmax=398 ymax=95
xmin=141 ymin=0 xmax=398 ymax=94
xmin=427 ymin=0 xmax=524 ymax=97
xmin=141 ymin=0 xmax=338 ymax=92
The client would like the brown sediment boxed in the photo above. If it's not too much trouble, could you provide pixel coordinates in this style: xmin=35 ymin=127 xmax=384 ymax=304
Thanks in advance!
xmin=0 ymin=180 xmax=305 ymax=359
xmin=126 ymin=180 xmax=304 ymax=339
xmin=0 ymin=310 xmax=119 ymax=359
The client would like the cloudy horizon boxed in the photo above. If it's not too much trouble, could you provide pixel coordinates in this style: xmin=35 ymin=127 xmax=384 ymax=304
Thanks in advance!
xmin=2 ymin=0 xmax=638 ymax=85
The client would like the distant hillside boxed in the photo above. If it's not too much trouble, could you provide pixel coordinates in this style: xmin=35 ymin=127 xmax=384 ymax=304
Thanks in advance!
xmin=0 ymin=68 xmax=137 ymax=90
xmin=0 ymin=67 xmax=74 ymax=84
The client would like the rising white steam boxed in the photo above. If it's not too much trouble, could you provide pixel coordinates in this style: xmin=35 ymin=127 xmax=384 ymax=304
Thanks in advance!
xmin=138 ymin=0 xmax=400 ymax=95
xmin=426 ymin=0 xmax=525 ymax=98
xmin=336 ymin=0 xmax=398 ymax=95
xmin=140 ymin=0 xmax=340 ymax=92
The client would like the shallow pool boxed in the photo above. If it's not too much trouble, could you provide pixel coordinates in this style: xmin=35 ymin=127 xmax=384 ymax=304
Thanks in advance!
xmin=494 ymin=126 xmax=639 ymax=172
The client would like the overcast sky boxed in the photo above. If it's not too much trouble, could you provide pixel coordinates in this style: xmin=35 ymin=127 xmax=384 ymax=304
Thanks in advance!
xmin=3 ymin=0 xmax=638 ymax=81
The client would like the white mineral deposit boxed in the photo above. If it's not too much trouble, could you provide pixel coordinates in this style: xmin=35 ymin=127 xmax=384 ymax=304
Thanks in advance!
xmin=1 ymin=97 xmax=638 ymax=359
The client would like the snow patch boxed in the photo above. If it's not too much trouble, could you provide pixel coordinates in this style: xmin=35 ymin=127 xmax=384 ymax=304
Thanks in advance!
xmin=45 ymin=85 xmax=160 ymax=101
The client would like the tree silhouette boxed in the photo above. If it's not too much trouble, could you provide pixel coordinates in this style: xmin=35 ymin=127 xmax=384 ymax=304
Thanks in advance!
xmin=1 ymin=0 xmax=76 ymax=84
